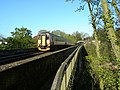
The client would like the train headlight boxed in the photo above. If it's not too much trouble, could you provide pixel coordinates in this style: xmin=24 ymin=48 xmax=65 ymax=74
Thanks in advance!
xmin=47 ymin=40 xmax=50 ymax=45
xmin=38 ymin=40 xmax=41 ymax=44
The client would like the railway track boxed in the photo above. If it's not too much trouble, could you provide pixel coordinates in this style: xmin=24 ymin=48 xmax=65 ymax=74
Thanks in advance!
xmin=0 ymin=48 xmax=38 ymax=57
xmin=0 ymin=46 xmax=72 ymax=65
xmin=0 ymin=49 xmax=44 ymax=65
xmin=0 ymin=46 xmax=77 ymax=90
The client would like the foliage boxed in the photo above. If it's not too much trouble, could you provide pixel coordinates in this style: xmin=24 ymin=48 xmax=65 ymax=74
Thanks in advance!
xmin=115 ymin=28 xmax=120 ymax=46
xmin=85 ymin=42 xmax=119 ymax=90
xmin=38 ymin=29 xmax=50 ymax=34
xmin=52 ymin=30 xmax=86 ymax=43
xmin=66 ymin=0 xmax=120 ymax=89
xmin=0 ymin=34 xmax=8 ymax=50
xmin=72 ymin=31 xmax=82 ymax=41
xmin=1 ymin=27 xmax=36 ymax=50
xmin=52 ymin=30 xmax=61 ymax=36
xmin=85 ymin=28 xmax=120 ymax=89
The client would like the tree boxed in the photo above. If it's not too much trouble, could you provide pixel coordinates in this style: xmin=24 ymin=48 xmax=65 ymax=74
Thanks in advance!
xmin=80 ymin=32 xmax=89 ymax=40
xmin=115 ymin=28 xmax=120 ymax=45
xmin=6 ymin=27 xmax=35 ymax=49
xmin=111 ymin=0 xmax=120 ymax=20
xmin=52 ymin=30 xmax=61 ymax=36
xmin=102 ymin=0 xmax=120 ymax=58
xmin=0 ymin=34 xmax=4 ymax=40
xmin=52 ymin=30 xmax=80 ymax=43
xmin=66 ymin=0 xmax=120 ymax=89
xmin=72 ymin=31 xmax=82 ymax=41
xmin=87 ymin=0 xmax=101 ymax=58
xmin=67 ymin=0 xmax=101 ymax=58
xmin=38 ymin=30 xmax=49 ymax=34
xmin=0 ymin=34 xmax=6 ymax=50
xmin=66 ymin=0 xmax=120 ymax=58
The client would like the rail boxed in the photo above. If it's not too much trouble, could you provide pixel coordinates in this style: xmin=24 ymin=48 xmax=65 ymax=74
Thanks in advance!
xmin=51 ymin=45 xmax=82 ymax=90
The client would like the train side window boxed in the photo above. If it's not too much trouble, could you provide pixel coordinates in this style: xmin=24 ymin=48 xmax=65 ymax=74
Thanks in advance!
xmin=39 ymin=35 xmax=41 ymax=39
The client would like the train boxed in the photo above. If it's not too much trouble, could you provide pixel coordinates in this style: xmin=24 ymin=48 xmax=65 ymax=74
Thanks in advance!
xmin=38 ymin=32 xmax=72 ymax=51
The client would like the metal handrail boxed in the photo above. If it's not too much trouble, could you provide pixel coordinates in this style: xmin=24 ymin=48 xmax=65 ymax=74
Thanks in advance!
xmin=51 ymin=45 xmax=82 ymax=90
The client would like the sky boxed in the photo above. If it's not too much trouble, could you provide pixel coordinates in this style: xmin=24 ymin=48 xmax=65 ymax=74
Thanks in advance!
xmin=0 ymin=0 xmax=93 ymax=37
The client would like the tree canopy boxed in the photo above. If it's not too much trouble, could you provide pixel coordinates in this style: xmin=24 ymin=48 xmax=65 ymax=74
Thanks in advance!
xmin=66 ymin=0 xmax=120 ymax=89
xmin=4 ymin=27 xmax=35 ymax=49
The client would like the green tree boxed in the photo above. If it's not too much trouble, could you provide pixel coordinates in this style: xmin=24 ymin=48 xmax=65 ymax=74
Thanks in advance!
xmin=38 ymin=29 xmax=49 ymax=34
xmin=52 ymin=30 xmax=85 ymax=43
xmin=115 ymin=28 xmax=120 ymax=45
xmin=72 ymin=31 xmax=82 ymax=42
xmin=52 ymin=30 xmax=61 ymax=36
xmin=0 ymin=34 xmax=6 ymax=50
xmin=0 ymin=34 xmax=4 ymax=39
xmin=80 ymin=32 xmax=89 ymax=40
xmin=87 ymin=0 xmax=101 ymax=58
xmin=52 ymin=30 xmax=77 ymax=43
xmin=6 ymin=27 xmax=35 ymax=49
xmin=102 ymin=0 xmax=120 ymax=58
xmin=67 ymin=0 xmax=101 ymax=58
xmin=66 ymin=0 xmax=120 ymax=89
xmin=111 ymin=0 xmax=120 ymax=20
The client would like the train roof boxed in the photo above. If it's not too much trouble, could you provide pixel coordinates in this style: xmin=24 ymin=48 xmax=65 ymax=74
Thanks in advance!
xmin=38 ymin=32 xmax=50 ymax=34
xmin=38 ymin=32 xmax=72 ymax=42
